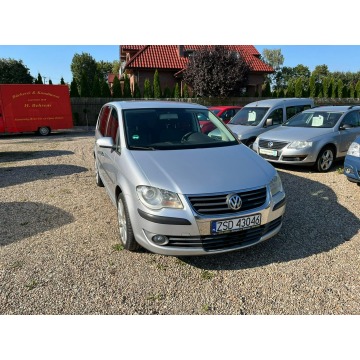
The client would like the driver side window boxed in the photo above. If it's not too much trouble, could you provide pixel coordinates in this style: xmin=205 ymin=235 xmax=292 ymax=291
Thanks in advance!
xmin=267 ymin=108 xmax=284 ymax=126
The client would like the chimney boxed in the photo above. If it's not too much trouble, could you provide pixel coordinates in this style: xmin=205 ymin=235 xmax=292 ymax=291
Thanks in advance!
xmin=178 ymin=45 xmax=184 ymax=57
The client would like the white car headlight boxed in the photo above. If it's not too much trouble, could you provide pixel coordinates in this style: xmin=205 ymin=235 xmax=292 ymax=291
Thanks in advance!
xmin=270 ymin=173 xmax=283 ymax=196
xmin=347 ymin=142 xmax=360 ymax=157
xmin=136 ymin=186 xmax=183 ymax=210
xmin=288 ymin=141 xmax=313 ymax=149
xmin=253 ymin=137 xmax=259 ymax=146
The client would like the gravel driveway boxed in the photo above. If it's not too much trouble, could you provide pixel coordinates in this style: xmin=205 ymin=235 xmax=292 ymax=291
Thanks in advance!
xmin=1 ymin=129 xmax=359 ymax=315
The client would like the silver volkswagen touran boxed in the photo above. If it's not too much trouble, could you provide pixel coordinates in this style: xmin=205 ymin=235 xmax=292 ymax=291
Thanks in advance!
xmin=94 ymin=101 xmax=286 ymax=256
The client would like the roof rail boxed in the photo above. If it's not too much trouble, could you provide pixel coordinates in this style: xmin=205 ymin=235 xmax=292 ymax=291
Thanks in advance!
xmin=348 ymin=104 xmax=360 ymax=109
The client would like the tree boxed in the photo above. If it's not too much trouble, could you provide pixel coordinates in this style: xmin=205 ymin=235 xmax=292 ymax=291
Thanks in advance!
xmin=48 ymin=79 xmax=53 ymax=85
xmin=0 ymin=58 xmax=34 ymax=84
xmin=286 ymin=79 xmax=295 ymax=97
xmin=123 ymin=75 xmax=132 ymax=98
xmin=309 ymin=74 xmax=316 ymax=98
xmin=355 ymin=80 xmax=360 ymax=98
xmin=143 ymin=78 xmax=152 ymax=98
xmin=70 ymin=79 xmax=80 ymax=97
xmin=80 ymin=72 xmax=91 ymax=97
xmin=35 ymin=73 xmax=43 ymax=84
xmin=295 ymin=78 xmax=303 ymax=97
xmin=183 ymin=83 xmax=189 ymax=98
xmin=337 ymin=79 xmax=344 ymax=98
xmin=112 ymin=60 xmax=121 ymax=76
xmin=153 ymin=69 xmax=162 ymax=98
xmin=97 ymin=60 xmax=113 ymax=80
xmin=183 ymin=46 xmax=251 ymax=97
xmin=174 ymin=83 xmax=180 ymax=98
xmin=112 ymin=76 xmax=122 ymax=98
xmin=92 ymin=75 xmax=102 ymax=97
xmin=70 ymin=52 xmax=98 ymax=95
xmin=133 ymin=83 xmax=141 ymax=98
xmin=261 ymin=49 xmax=284 ymax=89
xmin=262 ymin=81 xmax=271 ymax=97
xmin=163 ymin=87 xmax=172 ymax=98
xmin=60 ymin=77 xmax=65 ymax=85
xmin=100 ymin=79 xmax=111 ymax=97
xmin=312 ymin=65 xmax=330 ymax=84
xmin=322 ymin=77 xmax=330 ymax=98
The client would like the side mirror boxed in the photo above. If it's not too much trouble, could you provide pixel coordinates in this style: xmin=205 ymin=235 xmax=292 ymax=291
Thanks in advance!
xmin=339 ymin=123 xmax=352 ymax=130
xmin=265 ymin=118 xmax=273 ymax=127
xmin=96 ymin=137 xmax=116 ymax=149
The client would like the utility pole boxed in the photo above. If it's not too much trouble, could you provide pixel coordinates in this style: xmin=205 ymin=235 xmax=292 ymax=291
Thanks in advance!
xmin=43 ymin=76 xmax=47 ymax=84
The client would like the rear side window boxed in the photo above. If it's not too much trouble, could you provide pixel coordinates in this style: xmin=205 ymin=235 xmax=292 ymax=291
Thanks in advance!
xmin=98 ymin=106 xmax=111 ymax=136
xmin=286 ymin=105 xmax=312 ymax=120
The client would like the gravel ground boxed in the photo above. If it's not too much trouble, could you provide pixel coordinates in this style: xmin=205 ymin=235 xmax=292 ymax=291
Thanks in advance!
xmin=0 ymin=129 xmax=359 ymax=315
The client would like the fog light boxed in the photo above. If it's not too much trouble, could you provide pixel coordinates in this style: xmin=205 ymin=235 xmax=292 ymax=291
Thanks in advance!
xmin=345 ymin=167 xmax=353 ymax=174
xmin=152 ymin=235 xmax=169 ymax=246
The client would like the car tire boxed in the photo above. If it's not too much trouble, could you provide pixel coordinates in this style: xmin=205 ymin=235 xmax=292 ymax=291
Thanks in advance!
xmin=94 ymin=158 xmax=104 ymax=187
xmin=315 ymin=146 xmax=334 ymax=172
xmin=117 ymin=193 xmax=141 ymax=251
xmin=38 ymin=126 xmax=51 ymax=136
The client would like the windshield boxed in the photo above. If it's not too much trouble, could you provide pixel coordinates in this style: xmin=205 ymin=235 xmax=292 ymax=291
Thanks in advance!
xmin=283 ymin=111 xmax=343 ymax=128
xmin=123 ymin=108 xmax=238 ymax=150
xmin=210 ymin=109 xmax=220 ymax=115
xmin=229 ymin=107 xmax=269 ymax=126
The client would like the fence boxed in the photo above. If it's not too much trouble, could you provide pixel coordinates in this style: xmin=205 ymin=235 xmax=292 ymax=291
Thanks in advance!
xmin=71 ymin=97 xmax=360 ymax=126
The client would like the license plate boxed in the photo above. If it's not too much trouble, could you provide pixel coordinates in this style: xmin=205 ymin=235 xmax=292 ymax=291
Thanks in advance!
xmin=260 ymin=148 xmax=277 ymax=156
xmin=211 ymin=214 xmax=262 ymax=233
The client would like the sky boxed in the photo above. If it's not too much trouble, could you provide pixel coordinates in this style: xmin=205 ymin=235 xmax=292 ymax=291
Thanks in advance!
xmin=1 ymin=45 xmax=360 ymax=85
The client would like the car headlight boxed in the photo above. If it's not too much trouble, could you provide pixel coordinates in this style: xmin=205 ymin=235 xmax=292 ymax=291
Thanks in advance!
xmin=136 ymin=186 xmax=183 ymax=210
xmin=347 ymin=142 xmax=360 ymax=157
xmin=237 ymin=133 xmax=242 ymax=140
xmin=253 ymin=137 xmax=259 ymax=146
xmin=288 ymin=141 xmax=313 ymax=149
xmin=270 ymin=173 xmax=283 ymax=196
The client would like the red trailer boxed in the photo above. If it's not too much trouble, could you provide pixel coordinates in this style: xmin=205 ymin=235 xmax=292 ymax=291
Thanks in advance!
xmin=0 ymin=84 xmax=73 ymax=136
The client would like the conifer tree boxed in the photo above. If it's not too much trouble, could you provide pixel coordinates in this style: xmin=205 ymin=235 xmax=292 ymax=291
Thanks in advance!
xmin=112 ymin=76 xmax=122 ymax=98
xmin=133 ymin=83 xmax=142 ymax=98
xmin=337 ymin=79 xmax=344 ymax=98
xmin=183 ymin=83 xmax=189 ymax=98
xmin=153 ymin=69 xmax=162 ymax=98
xmin=35 ymin=73 xmax=43 ymax=84
xmin=174 ymin=83 xmax=180 ymax=98
xmin=60 ymin=77 xmax=65 ymax=85
xmin=309 ymin=75 xmax=316 ymax=98
xmin=355 ymin=80 xmax=360 ymax=98
xmin=143 ymin=79 xmax=152 ymax=98
xmin=92 ymin=75 xmax=102 ymax=97
xmin=80 ymin=72 xmax=90 ymax=97
xmin=100 ymin=79 xmax=111 ymax=97
xmin=123 ymin=75 xmax=132 ymax=98
xmin=70 ymin=79 xmax=80 ymax=97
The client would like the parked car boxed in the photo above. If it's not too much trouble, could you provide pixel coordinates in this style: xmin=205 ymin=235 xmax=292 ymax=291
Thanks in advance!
xmin=209 ymin=106 xmax=242 ymax=122
xmin=209 ymin=98 xmax=314 ymax=148
xmin=344 ymin=135 xmax=360 ymax=185
xmin=253 ymin=105 xmax=360 ymax=172
xmin=199 ymin=106 xmax=242 ymax=134
xmin=94 ymin=101 xmax=286 ymax=256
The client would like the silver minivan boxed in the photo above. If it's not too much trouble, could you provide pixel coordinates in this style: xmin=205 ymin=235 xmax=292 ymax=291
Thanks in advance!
xmin=94 ymin=101 xmax=286 ymax=256
xmin=210 ymin=98 xmax=314 ymax=148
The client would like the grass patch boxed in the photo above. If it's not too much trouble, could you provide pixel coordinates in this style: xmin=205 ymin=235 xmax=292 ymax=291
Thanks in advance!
xmin=25 ymin=280 xmax=38 ymax=291
xmin=146 ymin=293 xmax=164 ymax=302
xmin=201 ymin=270 xmax=214 ymax=280
xmin=112 ymin=243 xmax=124 ymax=251
xmin=336 ymin=166 xmax=344 ymax=174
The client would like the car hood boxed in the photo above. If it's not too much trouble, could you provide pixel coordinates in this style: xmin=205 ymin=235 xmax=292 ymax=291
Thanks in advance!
xmin=130 ymin=145 xmax=275 ymax=194
xmin=259 ymin=126 xmax=334 ymax=141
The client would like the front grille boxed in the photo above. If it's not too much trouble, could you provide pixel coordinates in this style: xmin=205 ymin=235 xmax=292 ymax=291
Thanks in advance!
xmin=259 ymin=139 xmax=289 ymax=149
xmin=186 ymin=187 xmax=267 ymax=215
xmin=166 ymin=217 xmax=283 ymax=251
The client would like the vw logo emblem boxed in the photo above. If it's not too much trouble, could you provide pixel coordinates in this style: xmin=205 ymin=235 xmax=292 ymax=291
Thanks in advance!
xmin=227 ymin=194 xmax=242 ymax=211
xmin=268 ymin=141 xmax=274 ymax=148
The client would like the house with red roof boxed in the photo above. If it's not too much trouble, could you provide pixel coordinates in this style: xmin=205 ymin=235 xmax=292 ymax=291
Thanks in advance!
xmin=119 ymin=45 xmax=274 ymax=97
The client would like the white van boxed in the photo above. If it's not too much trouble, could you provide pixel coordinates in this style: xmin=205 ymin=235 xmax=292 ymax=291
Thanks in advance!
xmin=209 ymin=98 xmax=314 ymax=148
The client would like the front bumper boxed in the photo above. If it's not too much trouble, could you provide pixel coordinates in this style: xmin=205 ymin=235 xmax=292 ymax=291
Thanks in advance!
xmin=130 ymin=187 xmax=286 ymax=256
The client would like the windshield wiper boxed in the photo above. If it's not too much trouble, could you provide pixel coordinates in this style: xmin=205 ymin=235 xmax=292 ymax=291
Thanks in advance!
xmin=129 ymin=146 xmax=156 ymax=150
